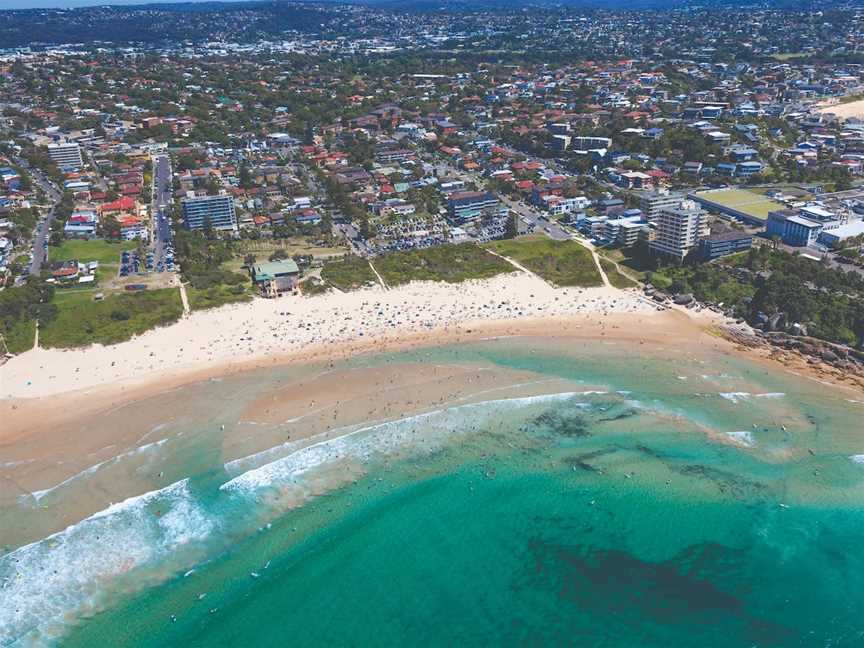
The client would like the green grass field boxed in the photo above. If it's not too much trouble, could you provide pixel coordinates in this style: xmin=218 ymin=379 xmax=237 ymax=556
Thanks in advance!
xmin=40 ymin=287 xmax=183 ymax=348
xmin=51 ymin=239 xmax=138 ymax=265
xmin=694 ymin=189 xmax=784 ymax=223
xmin=374 ymin=243 xmax=513 ymax=287
xmin=485 ymin=235 xmax=603 ymax=287
xmin=771 ymin=52 xmax=807 ymax=61
xmin=320 ymin=255 xmax=378 ymax=291
xmin=598 ymin=247 xmax=653 ymax=282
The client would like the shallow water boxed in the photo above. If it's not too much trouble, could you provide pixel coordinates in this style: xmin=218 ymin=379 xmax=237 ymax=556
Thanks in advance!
xmin=3 ymin=337 xmax=864 ymax=646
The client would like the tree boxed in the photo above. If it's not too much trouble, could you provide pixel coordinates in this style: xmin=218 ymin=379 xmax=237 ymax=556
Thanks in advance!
xmin=243 ymin=253 xmax=257 ymax=268
xmin=239 ymin=163 xmax=253 ymax=190
xmin=100 ymin=214 xmax=121 ymax=240
xmin=504 ymin=212 xmax=519 ymax=239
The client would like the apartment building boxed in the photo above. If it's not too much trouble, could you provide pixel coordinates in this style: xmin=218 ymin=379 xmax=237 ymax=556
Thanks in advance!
xmin=638 ymin=189 xmax=685 ymax=219
xmin=181 ymin=192 xmax=238 ymax=232
xmin=47 ymin=142 xmax=83 ymax=169
xmin=648 ymin=202 xmax=708 ymax=261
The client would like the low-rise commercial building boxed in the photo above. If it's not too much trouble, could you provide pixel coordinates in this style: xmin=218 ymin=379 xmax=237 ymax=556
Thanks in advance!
xmin=698 ymin=228 xmax=753 ymax=260
xmin=766 ymin=209 xmax=822 ymax=247
xmin=446 ymin=191 xmax=500 ymax=224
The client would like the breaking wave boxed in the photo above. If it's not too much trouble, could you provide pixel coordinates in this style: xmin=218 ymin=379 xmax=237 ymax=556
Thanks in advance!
xmin=0 ymin=479 xmax=212 ymax=646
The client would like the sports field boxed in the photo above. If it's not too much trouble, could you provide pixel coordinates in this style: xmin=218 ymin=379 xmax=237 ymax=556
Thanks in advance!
xmin=692 ymin=188 xmax=784 ymax=223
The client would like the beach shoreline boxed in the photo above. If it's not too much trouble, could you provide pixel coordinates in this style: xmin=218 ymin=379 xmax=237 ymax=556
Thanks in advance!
xmin=0 ymin=272 xmax=661 ymax=417
xmin=4 ymin=270 xmax=861 ymax=445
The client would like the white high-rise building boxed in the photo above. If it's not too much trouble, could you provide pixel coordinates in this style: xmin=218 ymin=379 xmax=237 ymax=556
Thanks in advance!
xmin=638 ymin=188 xmax=685 ymax=219
xmin=47 ymin=142 xmax=83 ymax=169
xmin=649 ymin=201 xmax=707 ymax=261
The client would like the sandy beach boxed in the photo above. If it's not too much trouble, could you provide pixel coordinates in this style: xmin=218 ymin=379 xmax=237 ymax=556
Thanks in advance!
xmin=1 ymin=272 xmax=662 ymax=404
xmin=817 ymin=97 xmax=864 ymax=120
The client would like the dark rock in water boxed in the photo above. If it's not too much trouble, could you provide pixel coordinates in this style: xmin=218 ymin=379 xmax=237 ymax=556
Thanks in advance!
xmin=597 ymin=407 xmax=638 ymax=424
xmin=530 ymin=408 xmax=590 ymax=437
xmin=566 ymin=447 xmax=620 ymax=471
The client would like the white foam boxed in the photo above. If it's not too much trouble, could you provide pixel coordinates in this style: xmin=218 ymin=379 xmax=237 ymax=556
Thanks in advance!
xmin=0 ymin=460 xmax=35 ymax=469
xmin=850 ymin=454 xmax=864 ymax=464
xmin=0 ymin=479 xmax=211 ymax=646
xmin=222 ymin=391 xmax=583 ymax=496
xmin=726 ymin=431 xmax=756 ymax=447
xmin=719 ymin=392 xmax=751 ymax=403
xmin=19 ymin=438 xmax=170 ymax=505
xmin=719 ymin=392 xmax=784 ymax=404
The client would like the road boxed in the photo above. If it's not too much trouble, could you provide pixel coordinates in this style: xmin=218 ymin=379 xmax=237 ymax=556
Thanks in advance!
xmin=14 ymin=157 xmax=63 ymax=277
xmin=333 ymin=221 xmax=373 ymax=256
xmin=151 ymin=154 xmax=174 ymax=269
xmin=431 ymin=156 xmax=572 ymax=241
xmin=500 ymin=195 xmax=571 ymax=240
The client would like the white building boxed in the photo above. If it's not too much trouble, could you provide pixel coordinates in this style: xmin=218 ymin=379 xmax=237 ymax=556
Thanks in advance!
xmin=47 ymin=142 xmax=83 ymax=169
xmin=649 ymin=201 xmax=708 ymax=261
xmin=638 ymin=189 xmax=685 ymax=219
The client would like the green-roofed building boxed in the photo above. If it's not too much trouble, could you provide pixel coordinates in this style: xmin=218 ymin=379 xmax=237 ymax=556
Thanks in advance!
xmin=251 ymin=260 xmax=300 ymax=296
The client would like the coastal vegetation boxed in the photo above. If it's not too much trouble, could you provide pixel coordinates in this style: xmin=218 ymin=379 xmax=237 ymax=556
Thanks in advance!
xmin=650 ymin=247 xmax=864 ymax=347
xmin=374 ymin=243 xmax=513 ymax=286
xmin=2 ymin=317 xmax=37 ymax=354
xmin=299 ymin=277 xmax=331 ymax=296
xmin=320 ymin=255 xmax=377 ymax=291
xmin=174 ymin=231 xmax=251 ymax=297
xmin=39 ymin=288 xmax=183 ymax=348
xmin=599 ymin=257 xmax=638 ymax=289
xmin=0 ymin=278 xmax=55 ymax=354
xmin=485 ymin=236 xmax=603 ymax=287
xmin=187 ymin=284 xmax=253 ymax=311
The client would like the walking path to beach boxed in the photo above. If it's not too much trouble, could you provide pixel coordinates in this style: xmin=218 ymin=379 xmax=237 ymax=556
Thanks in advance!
xmin=179 ymin=282 xmax=191 ymax=317
xmin=0 ymin=272 xmax=663 ymax=400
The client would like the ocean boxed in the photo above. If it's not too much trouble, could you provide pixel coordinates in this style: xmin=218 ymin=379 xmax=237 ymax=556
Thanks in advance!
xmin=3 ymin=337 xmax=864 ymax=646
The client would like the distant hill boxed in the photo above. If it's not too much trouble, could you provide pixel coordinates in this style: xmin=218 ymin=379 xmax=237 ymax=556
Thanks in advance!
xmin=0 ymin=0 xmax=846 ymax=49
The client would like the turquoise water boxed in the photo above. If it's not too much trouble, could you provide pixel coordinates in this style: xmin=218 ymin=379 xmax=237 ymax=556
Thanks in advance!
xmin=4 ymin=338 xmax=864 ymax=646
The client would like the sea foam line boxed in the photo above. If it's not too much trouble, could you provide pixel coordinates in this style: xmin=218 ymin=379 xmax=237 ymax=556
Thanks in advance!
xmin=223 ymin=383 xmax=593 ymax=478
xmin=221 ymin=391 xmax=584 ymax=496
xmin=719 ymin=392 xmax=785 ymax=404
xmin=725 ymin=431 xmax=756 ymax=447
xmin=18 ymin=438 xmax=170 ymax=505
